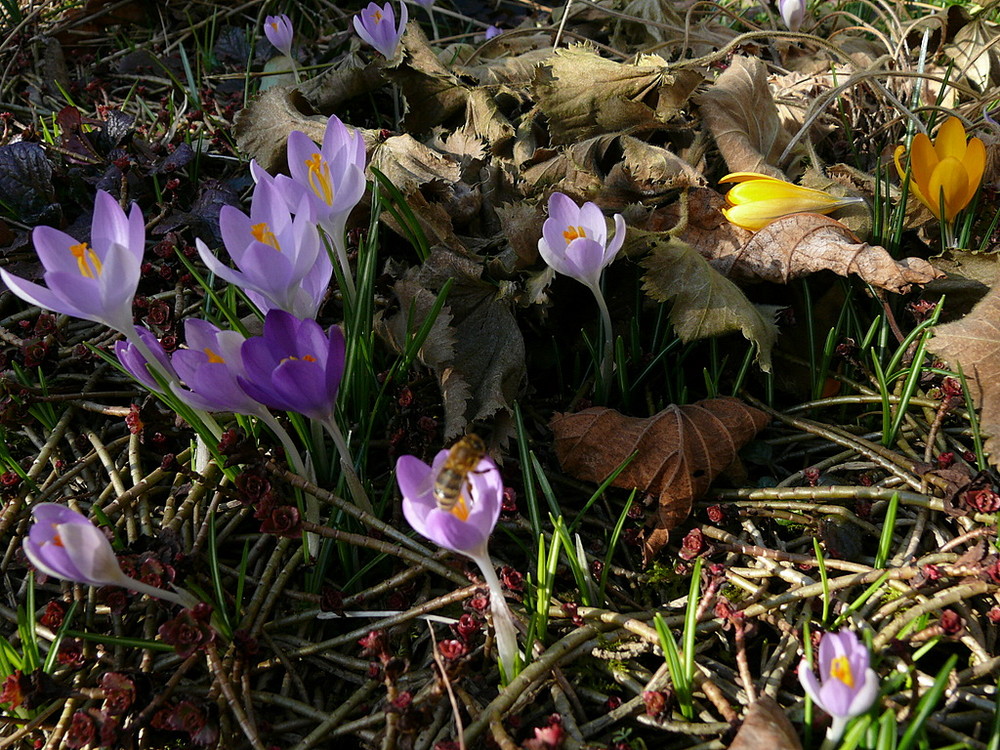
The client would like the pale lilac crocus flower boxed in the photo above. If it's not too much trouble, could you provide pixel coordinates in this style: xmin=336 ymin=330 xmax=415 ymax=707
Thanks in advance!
xmin=396 ymin=450 xmax=519 ymax=681
xmin=115 ymin=326 xmax=178 ymax=393
xmin=1 ymin=190 xmax=143 ymax=335
xmin=538 ymin=192 xmax=625 ymax=388
xmin=24 ymin=503 xmax=191 ymax=607
xmin=484 ymin=25 xmax=502 ymax=40
xmin=284 ymin=116 xmax=367 ymax=302
xmin=353 ymin=1 xmax=408 ymax=59
xmin=263 ymin=14 xmax=294 ymax=57
xmin=778 ymin=0 xmax=805 ymax=31
xmin=798 ymin=630 xmax=879 ymax=743
xmin=196 ymin=177 xmax=331 ymax=319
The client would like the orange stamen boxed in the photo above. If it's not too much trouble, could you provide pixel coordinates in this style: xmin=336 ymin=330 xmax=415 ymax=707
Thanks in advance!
xmin=830 ymin=656 xmax=854 ymax=688
xmin=70 ymin=242 xmax=103 ymax=278
xmin=203 ymin=347 xmax=225 ymax=364
xmin=251 ymin=222 xmax=281 ymax=250
xmin=450 ymin=494 xmax=471 ymax=522
xmin=562 ymin=226 xmax=586 ymax=243
xmin=305 ymin=153 xmax=334 ymax=206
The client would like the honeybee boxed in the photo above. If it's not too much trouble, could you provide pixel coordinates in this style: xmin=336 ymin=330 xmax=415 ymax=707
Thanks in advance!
xmin=433 ymin=434 xmax=487 ymax=512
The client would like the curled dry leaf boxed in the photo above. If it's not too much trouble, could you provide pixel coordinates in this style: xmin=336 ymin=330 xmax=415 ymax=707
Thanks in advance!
xmin=708 ymin=213 xmax=942 ymax=294
xmin=531 ymin=45 xmax=700 ymax=145
xmin=696 ymin=56 xmax=799 ymax=177
xmin=635 ymin=228 xmax=778 ymax=371
xmin=930 ymin=283 xmax=1000 ymax=469
xmin=550 ymin=397 xmax=769 ymax=562
xmin=378 ymin=249 xmax=526 ymax=438
xmin=390 ymin=23 xmax=469 ymax=133
xmin=729 ymin=696 xmax=803 ymax=750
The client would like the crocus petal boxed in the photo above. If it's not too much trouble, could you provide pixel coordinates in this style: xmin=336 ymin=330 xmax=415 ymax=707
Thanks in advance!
xmin=928 ymin=157 xmax=969 ymax=221
xmin=847 ymin=668 xmax=880 ymax=717
xmin=934 ymin=116 xmax=968 ymax=163
xmin=56 ymin=522 xmax=130 ymax=586
xmin=798 ymin=659 xmax=824 ymax=706
xmin=909 ymin=133 xmax=938 ymax=194
xmin=960 ymin=136 xmax=986 ymax=209
xmin=24 ymin=504 xmax=126 ymax=587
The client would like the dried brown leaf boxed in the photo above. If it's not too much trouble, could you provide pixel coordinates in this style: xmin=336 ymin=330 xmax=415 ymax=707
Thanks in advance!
xmin=531 ymin=45 xmax=698 ymax=145
xmin=390 ymin=23 xmax=469 ymax=133
xmin=635 ymin=229 xmax=778 ymax=371
xmin=930 ymin=284 xmax=1000 ymax=468
xmin=551 ymin=398 xmax=769 ymax=562
xmin=370 ymin=134 xmax=462 ymax=194
xmin=729 ymin=696 xmax=803 ymax=750
xmin=696 ymin=56 xmax=797 ymax=176
xmin=944 ymin=17 xmax=1000 ymax=92
xmin=707 ymin=214 xmax=942 ymax=293
xmin=380 ymin=249 xmax=526 ymax=438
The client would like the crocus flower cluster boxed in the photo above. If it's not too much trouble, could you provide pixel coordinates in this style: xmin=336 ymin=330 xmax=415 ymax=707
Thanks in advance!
xmin=353 ymin=1 xmax=408 ymax=59
xmin=894 ymin=116 xmax=984 ymax=244
xmin=798 ymin=629 xmax=879 ymax=742
xmin=396 ymin=449 xmax=520 ymax=681
xmin=24 ymin=503 xmax=191 ymax=607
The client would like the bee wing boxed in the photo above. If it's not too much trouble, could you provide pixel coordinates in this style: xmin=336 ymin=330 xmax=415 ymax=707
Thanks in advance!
xmin=416 ymin=465 xmax=438 ymax=499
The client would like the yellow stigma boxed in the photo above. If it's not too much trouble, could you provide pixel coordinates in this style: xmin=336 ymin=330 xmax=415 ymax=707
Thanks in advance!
xmin=305 ymin=153 xmax=334 ymax=206
xmin=829 ymin=656 xmax=854 ymax=688
xmin=562 ymin=226 xmax=586 ymax=243
xmin=450 ymin=494 xmax=471 ymax=522
xmin=373 ymin=9 xmax=383 ymax=21
xmin=251 ymin=222 xmax=281 ymax=251
xmin=70 ymin=242 xmax=103 ymax=278
xmin=203 ymin=347 xmax=225 ymax=364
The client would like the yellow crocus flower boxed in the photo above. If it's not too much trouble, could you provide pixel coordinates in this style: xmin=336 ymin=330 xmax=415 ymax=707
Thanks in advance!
xmin=719 ymin=172 xmax=865 ymax=231
xmin=894 ymin=116 xmax=985 ymax=223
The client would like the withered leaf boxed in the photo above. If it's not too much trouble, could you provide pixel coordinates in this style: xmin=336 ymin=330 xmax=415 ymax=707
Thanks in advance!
xmin=550 ymin=397 xmax=769 ymax=562
xmin=944 ymin=17 xmax=1000 ymax=92
xmin=696 ymin=56 xmax=796 ymax=176
xmin=531 ymin=46 xmax=696 ymax=145
xmin=930 ymin=283 xmax=1000 ymax=468
xmin=0 ymin=143 xmax=59 ymax=225
xmin=708 ymin=214 xmax=942 ymax=293
xmin=636 ymin=229 xmax=777 ymax=371
xmin=379 ymin=249 xmax=526 ymax=438
xmin=390 ymin=23 xmax=469 ymax=133
xmin=370 ymin=134 xmax=462 ymax=195
xmin=234 ymin=62 xmax=383 ymax=170
xmin=729 ymin=696 xmax=803 ymax=750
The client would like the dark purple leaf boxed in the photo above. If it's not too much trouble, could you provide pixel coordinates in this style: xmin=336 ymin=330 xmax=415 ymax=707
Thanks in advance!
xmin=0 ymin=142 xmax=60 ymax=225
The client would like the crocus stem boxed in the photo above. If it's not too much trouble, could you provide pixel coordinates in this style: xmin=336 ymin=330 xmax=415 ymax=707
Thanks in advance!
xmin=590 ymin=285 xmax=613 ymax=392
xmin=257 ymin=410 xmax=321 ymax=558
xmin=427 ymin=6 xmax=439 ymax=39
xmin=322 ymin=418 xmax=374 ymax=514
xmin=323 ymin=230 xmax=357 ymax=310
xmin=470 ymin=552 xmax=519 ymax=683
xmin=122 ymin=575 xmax=193 ymax=608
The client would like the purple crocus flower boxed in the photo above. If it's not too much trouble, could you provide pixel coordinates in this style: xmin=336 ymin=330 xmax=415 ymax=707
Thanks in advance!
xmin=538 ymin=192 xmax=625 ymax=293
xmin=238 ymin=309 xmax=345 ymax=424
xmin=484 ymin=25 xmax=502 ymax=39
xmin=283 ymin=116 xmax=367 ymax=300
xmin=396 ymin=448 xmax=519 ymax=679
xmin=798 ymin=630 xmax=879 ymax=742
xmin=170 ymin=319 xmax=264 ymax=416
xmin=24 ymin=503 xmax=188 ymax=606
xmin=353 ymin=1 xmax=408 ymax=59
xmin=1 ymin=190 xmax=144 ymax=334
xmin=197 ymin=177 xmax=330 ymax=319
xmin=264 ymin=14 xmax=294 ymax=57
xmin=115 ymin=326 xmax=178 ymax=393
xmin=538 ymin=192 xmax=625 ymax=385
